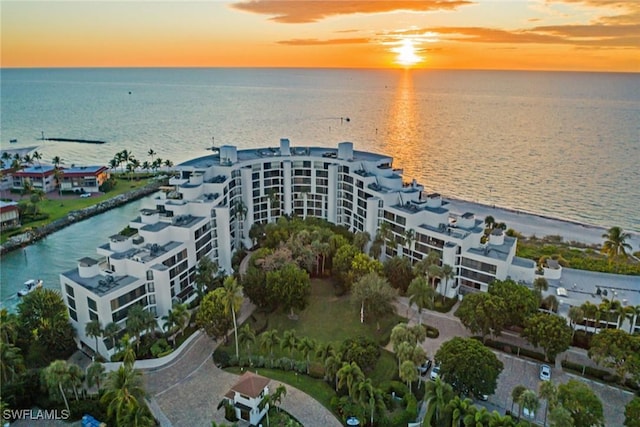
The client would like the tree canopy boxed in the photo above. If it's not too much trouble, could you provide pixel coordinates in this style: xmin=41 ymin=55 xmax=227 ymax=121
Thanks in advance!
xmin=196 ymin=288 xmax=233 ymax=341
xmin=522 ymin=312 xmax=572 ymax=361
xmin=435 ymin=337 xmax=504 ymax=398
xmin=488 ymin=279 xmax=539 ymax=328
xmin=557 ymin=379 xmax=604 ymax=427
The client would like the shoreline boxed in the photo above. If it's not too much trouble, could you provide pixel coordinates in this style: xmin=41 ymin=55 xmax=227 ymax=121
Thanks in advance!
xmin=444 ymin=197 xmax=640 ymax=252
xmin=0 ymin=182 xmax=164 ymax=256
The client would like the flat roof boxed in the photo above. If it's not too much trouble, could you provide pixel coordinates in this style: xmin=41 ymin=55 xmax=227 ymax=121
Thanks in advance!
xmin=62 ymin=165 xmax=106 ymax=174
xmin=62 ymin=269 xmax=140 ymax=296
xmin=178 ymin=145 xmax=392 ymax=170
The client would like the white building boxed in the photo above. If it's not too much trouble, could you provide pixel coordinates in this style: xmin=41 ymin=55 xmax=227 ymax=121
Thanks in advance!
xmin=223 ymin=371 xmax=270 ymax=425
xmin=61 ymin=139 xmax=537 ymax=358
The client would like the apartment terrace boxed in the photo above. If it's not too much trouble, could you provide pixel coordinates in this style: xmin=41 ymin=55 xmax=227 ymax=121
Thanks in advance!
xmin=419 ymin=222 xmax=470 ymax=240
xmin=467 ymin=244 xmax=511 ymax=262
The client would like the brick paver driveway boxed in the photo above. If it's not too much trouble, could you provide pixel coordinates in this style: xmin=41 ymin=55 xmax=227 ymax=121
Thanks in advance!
xmin=143 ymin=299 xmax=341 ymax=427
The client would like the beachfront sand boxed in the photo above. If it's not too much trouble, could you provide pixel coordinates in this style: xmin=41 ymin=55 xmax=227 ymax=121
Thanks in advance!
xmin=444 ymin=198 xmax=640 ymax=252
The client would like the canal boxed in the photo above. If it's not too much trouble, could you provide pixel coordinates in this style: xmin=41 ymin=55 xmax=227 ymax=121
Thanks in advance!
xmin=1 ymin=193 xmax=159 ymax=312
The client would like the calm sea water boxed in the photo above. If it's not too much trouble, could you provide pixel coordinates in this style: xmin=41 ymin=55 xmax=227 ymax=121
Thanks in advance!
xmin=1 ymin=68 xmax=639 ymax=232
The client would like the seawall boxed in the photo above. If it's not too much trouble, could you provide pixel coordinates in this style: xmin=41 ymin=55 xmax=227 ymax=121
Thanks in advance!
xmin=0 ymin=181 xmax=164 ymax=256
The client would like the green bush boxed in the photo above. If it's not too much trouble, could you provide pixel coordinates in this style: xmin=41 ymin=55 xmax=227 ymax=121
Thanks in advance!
xmin=69 ymin=398 xmax=108 ymax=421
xmin=425 ymin=325 xmax=440 ymax=339
xmin=433 ymin=297 xmax=458 ymax=313
xmin=151 ymin=338 xmax=171 ymax=357
xmin=478 ymin=337 xmax=549 ymax=363
xmin=213 ymin=350 xmax=231 ymax=367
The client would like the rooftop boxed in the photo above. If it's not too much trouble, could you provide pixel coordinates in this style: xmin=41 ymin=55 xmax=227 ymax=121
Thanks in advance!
xmin=227 ymin=371 xmax=270 ymax=398
xmin=62 ymin=165 xmax=107 ymax=175
xmin=62 ymin=269 xmax=139 ymax=296
xmin=178 ymin=145 xmax=391 ymax=170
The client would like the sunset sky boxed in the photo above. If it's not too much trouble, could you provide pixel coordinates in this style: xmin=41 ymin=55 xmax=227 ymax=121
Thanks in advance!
xmin=1 ymin=1 xmax=638 ymax=71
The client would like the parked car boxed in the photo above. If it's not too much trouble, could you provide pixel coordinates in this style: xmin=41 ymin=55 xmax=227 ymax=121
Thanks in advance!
xmin=80 ymin=193 xmax=92 ymax=198
xmin=430 ymin=364 xmax=441 ymax=381
xmin=539 ymin=364 xmax=551 ymax=381
xmin=418 ymin=359 xmax=432 ymax=376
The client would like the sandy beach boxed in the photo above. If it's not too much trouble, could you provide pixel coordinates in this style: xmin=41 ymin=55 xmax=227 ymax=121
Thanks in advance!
xmin=444 ymin=197 xmax=640 ymax=253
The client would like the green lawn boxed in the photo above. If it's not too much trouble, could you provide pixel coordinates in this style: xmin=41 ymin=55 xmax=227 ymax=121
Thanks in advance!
xmin=246 ymin=278 xmax=404 ymax=348
xmin=2 ymin=178 xmax=155 ymax=243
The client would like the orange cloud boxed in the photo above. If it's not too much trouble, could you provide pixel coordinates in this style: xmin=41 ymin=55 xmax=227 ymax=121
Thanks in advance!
xmin=277 ymin=37 xmax=370 ymax=45
xmin=418 ymin=25 xmax=640 ymax=48
xmin=554 ymin=0 xmax=640 ymax=25
xmin=230 ymin=0 xmax=471 ymax=23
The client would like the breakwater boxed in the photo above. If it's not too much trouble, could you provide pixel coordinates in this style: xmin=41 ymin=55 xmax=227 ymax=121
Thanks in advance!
xmin=0 ymin=181 xmax=164 ymax=256
xmin=43 ymin=137 xmax=106 ymax=144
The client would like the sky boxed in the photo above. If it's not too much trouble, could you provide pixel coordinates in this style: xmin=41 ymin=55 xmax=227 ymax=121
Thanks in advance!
xmin=1 ymin=0 xmax=639 ymax=71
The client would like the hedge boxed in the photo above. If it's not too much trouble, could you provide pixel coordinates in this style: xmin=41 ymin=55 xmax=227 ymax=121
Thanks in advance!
xmin=474 ymin=336 xmax=550 ymax=363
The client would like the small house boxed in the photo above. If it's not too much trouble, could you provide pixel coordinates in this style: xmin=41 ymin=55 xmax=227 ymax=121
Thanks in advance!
xmin=223 ymin=371 xmax=270 ymax=425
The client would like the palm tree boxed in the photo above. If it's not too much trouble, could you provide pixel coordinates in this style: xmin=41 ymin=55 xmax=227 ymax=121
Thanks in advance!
xmin=85 ymin=319 xmax=103 ymax=356
xmin=534 ymin=277 xmax=549 ymax=295
xmin=511 ymin=384 xmax=527 ymax=417
xmin=353 ymin=231 xmax=371 ymax=252
xmin=488 ymin=411 xmax=516 ymax=426
xmin=519 ymin=389 xmax=539 ymax=422
xmin=324 ymin=349 xmax=343 ymax=389
xmin=399 ymin=359 xmax=418 ymax=393
xmin=447 ymin=396 xmax=473 ymax=427
xmin=126 ymin=305 xmax=147 ymax=351
xmin=296 ymin=336 xmax=316 ymax=373
xmin=581 ymin=301 xmax=599 ymax=333
xmin=440 ymin=263 xmax=455 ymax=300
xmin=42 ymin=360 xmax=72 ymax=412
xmin=407 ymin=276 xmax=435 ymax=324
xmin=337 ymin=361 xmax=364 ymax=398
xmin=259 ymin=329 xmax=280 ymax=361
xmin=425 ymin=377 xmax=454 ymax=426
xmin=101 ymin=363 xmax=146 ymax=425
xmin=355 ymin=378 xmax=384 ymax=426
xmin=403 ymin=228 xmax=416 ymax=258
xmin=538 ymin=380 xmax=557 ymax=427
xmin=567 ymin=305 xmax=584 ymax=338
xmin=315 ymin=342 xmax=334 ymax=362
xmin=376 ymin=221 xmax=394 ymax=257
xmin=86 ymin=361 xmax=106 ymax=392
xmin=0 ymin=309 xmax=18 ymax=344
xmin=67 ymin=363 xmax=84 ymax=401
xmin=463 ymin=406 xmax=492 ymax=427
xmin=280 ymin=329 xmax=299 ymax=366
xmin=601 ymin=226 xmax=632 ymax=263
xmin=0 ymin=342 xmax=25 ymax=384
xmin=147 ymin=148 xmax=156 ymax=163
xmin=221 ymin=276 xmax=244 ymax=360
xmin=103 ymin=322 xmax=120 ymax=352
xmin=237 ymin=323 xmax=255 ymax=358
xmin=624 ymin=305 xmax=640 ymax=333
xmin=163 ymin=159 xmax=174 ymax=169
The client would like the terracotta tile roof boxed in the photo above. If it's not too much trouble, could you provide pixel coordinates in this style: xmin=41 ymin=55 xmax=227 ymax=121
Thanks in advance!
xmin=228 ymin=371 xmax=270 ymax=398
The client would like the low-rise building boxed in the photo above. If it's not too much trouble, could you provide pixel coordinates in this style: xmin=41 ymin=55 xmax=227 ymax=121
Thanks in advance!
xmin=223 ymin=371 xmax=270 ymax=425
xmin=12 ymin=165 xmax=56 ymax=193
xmin=60 ymin=165 xmax=110 ymax=194
xmin=0 ymin=201 xmax=20 ymax=230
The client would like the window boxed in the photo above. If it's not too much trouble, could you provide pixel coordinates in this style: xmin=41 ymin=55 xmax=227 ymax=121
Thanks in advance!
xmin=65 ymin=284 xmax=75 ymax=297
xmin=146 ymin=270 xmax=154 ymax=281
xmin=69 ymin=308 xmax=78 ymax=321
xmin=87 ymin=297 xmax=97 ymax=311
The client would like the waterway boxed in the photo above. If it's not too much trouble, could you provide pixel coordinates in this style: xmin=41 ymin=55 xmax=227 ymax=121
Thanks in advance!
xmin=0 ymin=194 xmax=158 ymax=312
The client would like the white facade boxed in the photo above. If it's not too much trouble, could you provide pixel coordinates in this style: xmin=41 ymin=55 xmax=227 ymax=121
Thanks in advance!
xmin=61 ymin=139 xmax=537 ymax=359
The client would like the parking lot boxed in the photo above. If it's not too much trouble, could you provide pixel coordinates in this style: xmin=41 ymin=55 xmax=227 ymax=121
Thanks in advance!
xmin=485 ymin=353 xmax=635 ymax=426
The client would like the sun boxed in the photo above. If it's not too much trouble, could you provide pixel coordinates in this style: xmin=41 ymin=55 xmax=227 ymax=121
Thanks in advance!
xmin=394 ymin=38 xmax=422 ymax=68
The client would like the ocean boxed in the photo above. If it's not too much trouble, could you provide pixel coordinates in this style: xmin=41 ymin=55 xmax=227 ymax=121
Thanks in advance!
xmin=1 ymin=67 xmax=639 ymax=234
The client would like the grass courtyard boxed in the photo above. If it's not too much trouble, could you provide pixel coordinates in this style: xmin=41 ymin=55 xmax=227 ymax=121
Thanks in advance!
xmin=216 ymin=278 xmax=407 ymax=412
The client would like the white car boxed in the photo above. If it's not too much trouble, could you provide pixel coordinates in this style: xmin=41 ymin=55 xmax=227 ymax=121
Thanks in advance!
xmin=80 ymin=193 xmax=91 ymax=198
xmin=430 ymin=364 xmax=441 ymax=381
xmin=539 ymin=364 xmax=551 ymax=381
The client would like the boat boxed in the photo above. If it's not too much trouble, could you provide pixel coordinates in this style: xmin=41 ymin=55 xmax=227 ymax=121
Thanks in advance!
xmin=17 ymin=279 xmax=43 ymax=297
xmin=10 ymin=139 xmax=18 ymax=143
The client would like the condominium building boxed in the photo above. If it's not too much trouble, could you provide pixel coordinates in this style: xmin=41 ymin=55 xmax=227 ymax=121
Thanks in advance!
xmin=61 ymin=139 xmax=536 ymax=358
